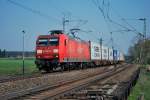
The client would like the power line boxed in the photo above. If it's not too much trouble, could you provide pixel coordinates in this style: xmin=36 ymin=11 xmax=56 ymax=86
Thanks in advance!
xmin=46 ymin=0 xmax=90 ymax=33
xmin=92 ymin=0 xmax=105 ymax=19
xmin=92 ymin=0 xmax=112 ymax=32
xmin=92 ymin=0 xmax=142 ymax=50
xmin=96 ymin=0 xmax=143 ymax=38
xmin=109 ymin=6 xmax=142 ymax=36
xmin=92 ymin=0 xmax=113 ymax=48
xmin=45 ymin=0 xmax=95 ymax=40
xmin=7 ymin=0 xmax=60 ymax=21
xmin=94 ymin=0 xmax=136 ymax=34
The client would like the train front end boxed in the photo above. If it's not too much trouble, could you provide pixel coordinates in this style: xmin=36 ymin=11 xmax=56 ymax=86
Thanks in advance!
xmin=35 ymin=31 xmax=61 ymax=72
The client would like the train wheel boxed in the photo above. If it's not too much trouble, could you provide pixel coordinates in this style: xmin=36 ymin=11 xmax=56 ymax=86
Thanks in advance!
xmin=61 ymin=65 xmax=64 ymax=72
xmin=38 ymin=67 xmax=42 ymax=71
xmin=45 ymin=66 xmax=53 ymax=73
xmin=37 ymin=65 xmax=42 ymax=71
xmin=80 ymin=63 xmax=83 ymax=69
xmin=45 ymin=68 xmax=49 ymax=73
xmin=68 ymin=63 xmax=71 ymax=71
xmin=36 ymin=64 xmax=43 ymax=71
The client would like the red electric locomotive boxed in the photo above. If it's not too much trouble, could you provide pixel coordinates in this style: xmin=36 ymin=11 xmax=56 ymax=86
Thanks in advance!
xmin=35 ymin=30 xmax=90 ymax=72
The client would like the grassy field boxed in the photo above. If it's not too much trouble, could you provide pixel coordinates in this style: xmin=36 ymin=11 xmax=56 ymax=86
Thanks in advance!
xmin=0 ymin=58 xmax=38 ymax=75
xmin=128 ymin=67 xmax=150 ymax=100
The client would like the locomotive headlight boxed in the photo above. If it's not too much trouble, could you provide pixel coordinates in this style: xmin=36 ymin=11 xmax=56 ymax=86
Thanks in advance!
xmin=53 ymin=49 xmax=58 ymax=53
xmin=37 ymin=50 xmax=42 ymax=54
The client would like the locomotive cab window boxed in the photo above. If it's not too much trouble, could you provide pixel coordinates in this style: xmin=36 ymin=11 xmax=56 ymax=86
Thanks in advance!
xmin=49 ymin=38 xmax=59 ymax=46
xmin=38 ymin=39 xmax=48 ymax=46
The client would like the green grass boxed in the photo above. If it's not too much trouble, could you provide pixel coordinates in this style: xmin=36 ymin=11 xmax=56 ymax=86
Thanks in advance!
xmin=0 ymin=58 xmax=38 ymax=76
xmin=128 ymin=67 xmax=150 ymax=100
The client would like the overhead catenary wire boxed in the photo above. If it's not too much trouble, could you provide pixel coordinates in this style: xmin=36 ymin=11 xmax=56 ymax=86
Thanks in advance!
xmin=92 ymin=0 xmax=113 ymax=47
xmin=95 ymin=0 xmax=137 ymax=34
xmin=92 ymin=0 xmax=143 ymax=51
xmin=8 ymin=0 xmax=99 ymax=42
xmin=48 ymin=0 xmax=90 ymax=35
xmin=7 ymin=0 xmax=60 ymax=22
xmin=92 ymin=0 xmax=112 ymax=32
xmin=92 ymin=0 xmax=105 ymax=19
xmin=108 ymin=3 xmax=146 ymax=38
xmin=109 ymin=6 xmax=143 ymax=36
xmin=93 ymin=0 xmax=145 ymax=39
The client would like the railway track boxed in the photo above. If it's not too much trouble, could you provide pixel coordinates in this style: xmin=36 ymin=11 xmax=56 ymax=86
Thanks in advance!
xmin=0 ymin=73 xmax=41 ymax=83
xmin=5 ymin=64 xmax=136 ymax=100
xmin=56 ymin=64 xmax=139 ymax=100
xmin=0 ymin=64 xmax=116 ymax=84
xmin=0 ymin=69 xmax=79 ymax=83
xmin=0 ymin=64 xmax=119 ymax=100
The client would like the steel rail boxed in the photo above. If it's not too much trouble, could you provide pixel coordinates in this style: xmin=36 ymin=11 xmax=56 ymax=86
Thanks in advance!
xmin=14 ymin=64 xmax=129 ymax=100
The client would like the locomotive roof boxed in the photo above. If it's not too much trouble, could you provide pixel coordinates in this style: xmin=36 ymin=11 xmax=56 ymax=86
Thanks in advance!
xmin=50 ymin=30 xmax=64 ymax=35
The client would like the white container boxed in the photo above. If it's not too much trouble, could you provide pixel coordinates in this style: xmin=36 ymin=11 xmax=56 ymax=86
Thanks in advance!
xmin=90 ymin=42 xmax=101 ymax=60
xmin=119 ymin=52 xmax=124 ymax=61
xmin=108 ymin=48 xmax=113 ymax=61
xmin=102 ymin=45 xmax=108 ymax=60
xmin=117 ymin=51 xmax=120 ymax=61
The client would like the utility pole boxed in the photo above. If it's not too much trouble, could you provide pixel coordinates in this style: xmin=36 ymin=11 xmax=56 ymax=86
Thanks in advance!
xmin=99 ymin=33 xmax=103 ymax=60
xmin=138 ymin=18 xmax=146 ymax=100
xmin=139 ymin=18 xmax=146 ymax=41
xmin=110 ymin=32 xmax=117 ymax=67
xmin=110 ymin=32 xmax=114 ymax=49
xmin=139 ymin=18 xmax=146 ymax=65
xmin=62 ymin=17 xmax=69 ymax=33
xmin=22 ymin=30 xmax=25 ymax=76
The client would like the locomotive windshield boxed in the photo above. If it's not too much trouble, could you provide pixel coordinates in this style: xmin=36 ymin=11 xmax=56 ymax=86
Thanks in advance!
xmin=38 ymin=39 xmax=48 ymax=46
xmin=49 ymin=38 xmax=59 ymax=46
xmin=37 ymin=38 xmax=59 ymax=46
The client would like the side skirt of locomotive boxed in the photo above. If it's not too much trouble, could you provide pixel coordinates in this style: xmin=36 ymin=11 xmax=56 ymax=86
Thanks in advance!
xmin=35 ymin=59 xmax=92 ymax=72
xmin=35 ymin=59 xmax=121 ymax=72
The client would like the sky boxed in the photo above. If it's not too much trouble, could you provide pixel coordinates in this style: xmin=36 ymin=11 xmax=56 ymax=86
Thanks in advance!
xmin=0 ymin=0 xmax=150 ymax=54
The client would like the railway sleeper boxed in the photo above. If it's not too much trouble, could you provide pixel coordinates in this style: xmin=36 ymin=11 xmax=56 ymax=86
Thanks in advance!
xmin=58 ymin=68 xmax=140 ymax=100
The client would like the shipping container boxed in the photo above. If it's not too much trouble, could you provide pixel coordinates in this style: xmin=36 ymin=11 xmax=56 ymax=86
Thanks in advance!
xmin=117 ymin=51 xmax=120 ymax=61
xmin=102 ymin=45 xmax=108 ymax=60
xmin=90 ymin=42 xmax=101 ymax=60
xmin=108 ymin=48 xmax=113 ymax=61
xmin=113 ymin=50 xmax=117 ymax=61
xmin=119 ymin=52 xmax=124 ymax=61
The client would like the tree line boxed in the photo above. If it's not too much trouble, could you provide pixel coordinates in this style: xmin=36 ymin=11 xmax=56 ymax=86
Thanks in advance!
xmin=0 ymin=50 xmax=35 ymax=58
xmin=128 ymin=37 xmax=150 ymax=64
xmin=0 ymin=49 xmax=6 ymax=57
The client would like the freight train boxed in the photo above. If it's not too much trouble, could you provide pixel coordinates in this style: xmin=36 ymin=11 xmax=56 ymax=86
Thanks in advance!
xmin=35 ymin=30 xmax=124 ymax=72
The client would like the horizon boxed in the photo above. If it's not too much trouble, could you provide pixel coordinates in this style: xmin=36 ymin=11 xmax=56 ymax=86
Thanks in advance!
xmin=0 ymin=0 xmax=150 ymax=55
